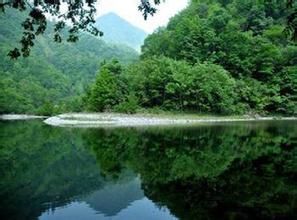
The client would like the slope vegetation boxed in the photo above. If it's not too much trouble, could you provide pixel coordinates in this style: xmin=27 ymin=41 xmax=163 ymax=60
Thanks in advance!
xmin=0 ymin=10 xmax=138 ymax=114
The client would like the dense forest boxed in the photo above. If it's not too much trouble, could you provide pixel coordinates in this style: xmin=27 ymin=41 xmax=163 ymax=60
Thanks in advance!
xmin=0 ymin=10 xmax=138 ymax=115
xmin=85 ymin=0 xmax=297 ymax=116
xmin=1 ymin=0 xmax=297 ymax=116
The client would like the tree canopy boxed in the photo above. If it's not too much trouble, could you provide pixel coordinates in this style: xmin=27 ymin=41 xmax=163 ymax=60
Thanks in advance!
xmin=0 ymin=0 xmax=161 ymax=58
xmin=0 ymin=0 xmax=296 ymax=58
xmin=84 ymin=0 xmax=297 ymax=116
xmin=0 ymin=9 xmax=138 ymax=115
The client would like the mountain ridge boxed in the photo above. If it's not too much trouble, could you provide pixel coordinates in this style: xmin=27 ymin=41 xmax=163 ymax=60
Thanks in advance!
xmin=0 ymin=9 xmax=138 ymax=114
xmin=96 ymin=12 xmax=147 ymax=51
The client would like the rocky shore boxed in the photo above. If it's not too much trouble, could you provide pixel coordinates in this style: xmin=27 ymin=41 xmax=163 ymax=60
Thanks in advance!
xmin=43 ymin=113 xmax=297 ymax=128
xmin=0 ymin=114 xmax=47 ymax=120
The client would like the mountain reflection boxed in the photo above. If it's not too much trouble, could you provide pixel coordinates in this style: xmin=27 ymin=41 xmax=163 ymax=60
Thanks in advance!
xmin=84 ymin=121 xmax=297 ymax=219
xmin=0 ymin=121 xmax=297 ymax=220
xmin=0 ymin=121 xmax=144 ymax=220
xmin=84 ymin=176 xmax=144 ymax=216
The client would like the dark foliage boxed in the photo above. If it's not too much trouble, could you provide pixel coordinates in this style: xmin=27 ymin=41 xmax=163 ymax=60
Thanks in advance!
xmin=0 ymin=0 xmax=160 ymax=58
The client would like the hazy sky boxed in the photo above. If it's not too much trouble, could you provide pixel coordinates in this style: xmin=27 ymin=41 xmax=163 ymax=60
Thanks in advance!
xmin=96 ymin=0 xmax=189 ymax=33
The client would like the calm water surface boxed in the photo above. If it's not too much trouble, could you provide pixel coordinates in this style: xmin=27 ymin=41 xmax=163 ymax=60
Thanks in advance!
xmin=0 ymin=120 xmax=297 ymax=220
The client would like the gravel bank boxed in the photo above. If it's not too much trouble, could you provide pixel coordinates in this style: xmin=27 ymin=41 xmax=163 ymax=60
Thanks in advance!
xmin=43 ymin=113 xmax=297 ymax=128
xmin=0 ymin=114 xmax=47 ymax=120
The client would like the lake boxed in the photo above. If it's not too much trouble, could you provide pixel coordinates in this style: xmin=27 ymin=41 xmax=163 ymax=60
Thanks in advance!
xmin=0 ymin=120 xmax=297 ymax=220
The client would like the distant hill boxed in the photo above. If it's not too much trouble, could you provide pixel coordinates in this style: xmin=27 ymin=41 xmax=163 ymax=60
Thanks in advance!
xmin=0 ymin=10 xmax=138 ymax=114
xmin=96 ymin=13 xmax=148 ymax=51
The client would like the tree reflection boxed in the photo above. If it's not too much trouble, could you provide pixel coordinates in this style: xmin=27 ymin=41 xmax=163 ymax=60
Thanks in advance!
xmin=1 ymin=121 xmax=297 ymax=220
xmin=85 ymin=122 xmax=297 ymax=219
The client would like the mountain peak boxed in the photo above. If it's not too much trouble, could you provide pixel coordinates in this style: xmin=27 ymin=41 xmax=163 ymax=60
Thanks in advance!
xmin=99 ymin=12 xmax=124 ymax=20
xmin=96 ymin=13 xmax=147 ymax=51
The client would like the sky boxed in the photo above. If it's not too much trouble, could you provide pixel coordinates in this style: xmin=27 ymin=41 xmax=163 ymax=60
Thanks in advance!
xmin=96 ymin=0 xmax=189 ymax=33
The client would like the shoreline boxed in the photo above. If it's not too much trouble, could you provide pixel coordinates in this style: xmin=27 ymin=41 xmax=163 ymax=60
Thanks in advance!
xmin=43 ymin=113 xmax=297 ymax=128
xmin=0 ymin=114 xmax=47 ymax=121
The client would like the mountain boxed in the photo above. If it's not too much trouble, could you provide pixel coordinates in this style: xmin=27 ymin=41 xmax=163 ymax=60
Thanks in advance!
xmin=85 ymin=178 xmax=144 ymax=217
xmin=0 ymin=10 xmax=138 ymax=114
xmin=96 ymin=13 xmax=148 ymax=51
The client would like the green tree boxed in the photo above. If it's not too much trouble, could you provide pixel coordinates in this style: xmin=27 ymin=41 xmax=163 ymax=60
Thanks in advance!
xmin=0 ymin=10 xmax=138 ymax=114
xmin=138 ymin=0 xmax=297 ymax=115
xmin=87 ymin=60 xmax=125 ymax=112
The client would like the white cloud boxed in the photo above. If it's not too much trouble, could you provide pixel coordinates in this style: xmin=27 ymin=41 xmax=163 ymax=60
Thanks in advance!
xmin=96 ymin=0 xmax=189 ymax=33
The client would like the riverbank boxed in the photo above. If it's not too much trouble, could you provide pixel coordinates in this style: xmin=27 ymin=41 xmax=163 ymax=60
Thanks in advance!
xmin=0 ymin=114 xmax=47 ymax=120
xmin=43 ymin=113 xmax=297 ymax=128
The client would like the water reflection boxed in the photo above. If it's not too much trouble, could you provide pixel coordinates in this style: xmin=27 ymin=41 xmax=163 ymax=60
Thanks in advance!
xmin=0 ymin=121 xmax=176 ymax=220
xmin=0 ymin=121 xmax=297 ymax=219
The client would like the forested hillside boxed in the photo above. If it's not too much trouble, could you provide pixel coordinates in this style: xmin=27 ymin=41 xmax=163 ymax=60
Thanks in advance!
xmin=86 ymin=0 xmax=297 ymax=116
xmin=96 ymin=13 xmax=147 ymax=51
xmin=0 ymin=10 xmax=138 ymax=114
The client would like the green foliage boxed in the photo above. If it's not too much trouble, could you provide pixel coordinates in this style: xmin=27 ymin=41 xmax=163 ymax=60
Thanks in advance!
xmin=187 ymin=63 xmax=237 ymax=114
xmin=0 ymin=0 xmax=159 ymax=58
xmin=134 ymin=0 xmax=297 ymax=115
xmin=3 ymin=1 xmax=296 ymax=116
xmin=37 ymin=101 xmax=56 ymax=116
xmin=86 ymin=60 xmax=127 ymax=112
xmin=114 ymin=94 xmax=140 ymax=114
xmin=278 ymin=66 xmax=297 ymax=114
xmin=0 ymin=10 xmax=138 ymax=114
xmin=86 ymin=57 xmax=238 ymax=114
